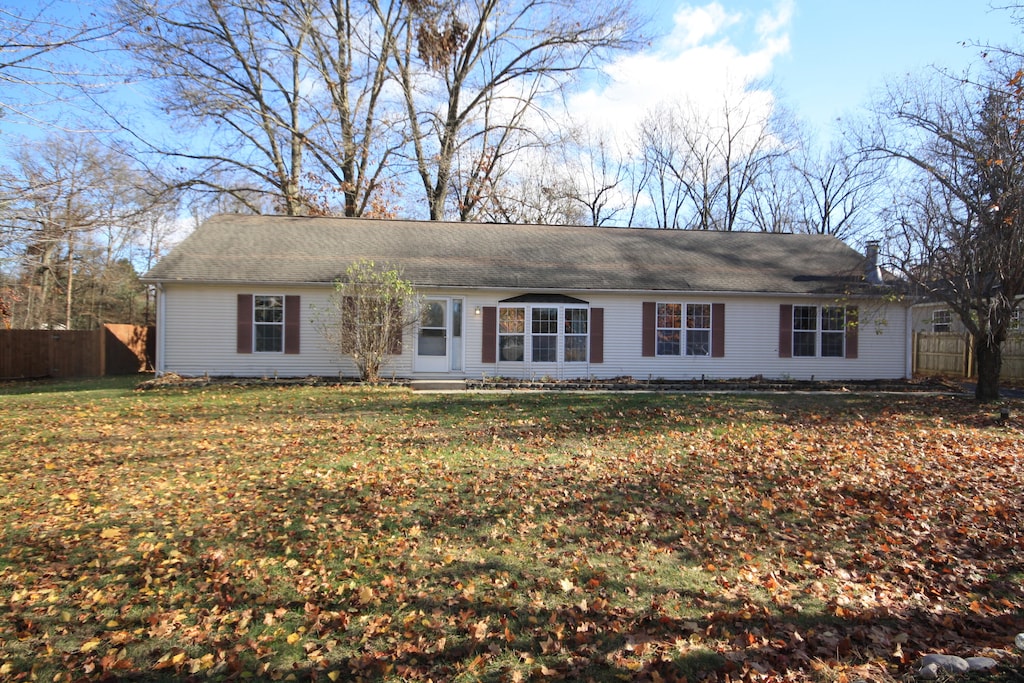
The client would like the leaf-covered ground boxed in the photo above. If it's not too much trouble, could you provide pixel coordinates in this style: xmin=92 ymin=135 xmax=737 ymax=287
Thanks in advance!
xmin=1 ymin=378 xmax=1022 ymax=682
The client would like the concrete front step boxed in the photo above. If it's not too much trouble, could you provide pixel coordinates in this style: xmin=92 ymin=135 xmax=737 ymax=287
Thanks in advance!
xmin=408 ymin=379 xmax=468 ymax=391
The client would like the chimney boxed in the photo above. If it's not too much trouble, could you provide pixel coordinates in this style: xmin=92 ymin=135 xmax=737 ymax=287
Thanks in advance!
xmin=864 ymin=240 xmax=884 ymax=285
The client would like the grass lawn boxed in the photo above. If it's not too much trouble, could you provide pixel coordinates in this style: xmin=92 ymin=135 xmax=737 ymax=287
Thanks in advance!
xmin=0 ymin=378 xmax=1022 ymax=682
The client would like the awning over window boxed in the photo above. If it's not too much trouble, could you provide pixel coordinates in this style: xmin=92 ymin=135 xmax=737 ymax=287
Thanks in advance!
xmin=499 ymin=293 xmax=589 ymax=304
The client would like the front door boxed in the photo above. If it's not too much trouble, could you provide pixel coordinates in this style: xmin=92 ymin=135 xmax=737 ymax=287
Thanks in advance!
xmin=416 ymin=299 xmax=448 ymax=372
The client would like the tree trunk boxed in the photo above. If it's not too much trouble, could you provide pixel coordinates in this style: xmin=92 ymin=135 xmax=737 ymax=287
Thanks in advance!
xmin=974 ymin=335 xmax=1002 ymax=402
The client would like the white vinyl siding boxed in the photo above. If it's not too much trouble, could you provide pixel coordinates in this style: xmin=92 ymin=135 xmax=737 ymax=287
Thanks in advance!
xmin=467 ymin=294 xmax=906 ymax=381
xmin=158 ymin=284 xmax=411 ymax=378
xmin=156 ymin=285 xmax=908 ymax=381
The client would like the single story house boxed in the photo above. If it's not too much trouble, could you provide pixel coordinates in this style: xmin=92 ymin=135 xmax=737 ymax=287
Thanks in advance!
xmin=142 ymin=214 xmax=913 ymax=381
xmin=911 ymin=300 xmax=1023 ymax=335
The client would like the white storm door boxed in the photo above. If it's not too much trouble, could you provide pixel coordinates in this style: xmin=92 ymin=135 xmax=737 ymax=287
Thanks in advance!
xmin=416 ymin=299 xmax=449 ymax=372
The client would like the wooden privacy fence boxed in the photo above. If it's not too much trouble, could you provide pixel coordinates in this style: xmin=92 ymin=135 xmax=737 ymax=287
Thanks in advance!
xmin=914 ymin=332 xmax=1024 ymax=380
xmin=0 ymin=325 xmax=154 ymax=380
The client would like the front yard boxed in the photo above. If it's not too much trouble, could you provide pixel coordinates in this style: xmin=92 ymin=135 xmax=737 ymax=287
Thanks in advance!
xmin=0 ymin=379 xmax=1022 ymax=681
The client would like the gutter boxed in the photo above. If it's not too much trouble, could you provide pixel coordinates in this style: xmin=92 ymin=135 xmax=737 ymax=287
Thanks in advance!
xmin=138 ymin=279 xmax=898 ymax=301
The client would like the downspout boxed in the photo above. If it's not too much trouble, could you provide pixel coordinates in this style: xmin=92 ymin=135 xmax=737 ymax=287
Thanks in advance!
xmin=155 ymin=284 xmax=166 ymax=376
xmin=905 ymin=306 xmax=914 ymax=380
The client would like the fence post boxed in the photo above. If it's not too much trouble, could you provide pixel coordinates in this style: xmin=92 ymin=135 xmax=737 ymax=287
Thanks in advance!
xmin=963 ymin=334 xmax=972 ymax=379
xmin=912 ymin=331 xmax=918 ymax=376
xmin=98 ymin=327 xmax=106 ymax=377
xmin=48 ymin=332 xmax=57 ymax=377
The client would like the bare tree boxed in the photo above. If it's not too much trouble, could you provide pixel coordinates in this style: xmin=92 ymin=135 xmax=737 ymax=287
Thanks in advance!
xmin=868 ymin=64 xmax=1024 ymax=401
xmin=0 ymin=132 xmax=174 ymax=328
xmin=745 ymin=151 xmax=801 ymax=233
xmin=635 ymin=104 xmax=693 ymax=228
xmin=715 ymin=92 xmax=789 ymax=232
xmin=791 ymin=139 xmax=880 ymax=240
xmin=444 ymin=79 xmax=549 ymax=221
xmin=564 ymin=127 xmax=630 ymax=226
xmin=300 ymin=0 xmax=408 ymax=216
xmin=0 ymin=2 xmax=120 ymax=128
xmin=634 ymin=91 xmax=788 ymax=230
xmin=115 ymin=0 xmax=404 ymax=216
xmin=467 ymin=148 xmax=586 ymax=225
xmin=389 ymin=0 xmax=638 ymax=221
xmin=115 ymin=0 xmax=313 ymax=214
xmin=313 ymin=260 xmax=421 ymax=382
xmin=455 ymin=125 xmax=629 ymax=226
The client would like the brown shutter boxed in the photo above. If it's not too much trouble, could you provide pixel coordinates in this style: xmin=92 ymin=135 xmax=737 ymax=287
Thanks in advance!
xmin=340 ymin=296 xmax=355 ymax=354
xmin=589 ymin=308 xmax=604 ymax=364
xmin=642 ymin=302 xmax=656 ymax=357
xmin=845 ymin=305 xmax=859 ymax=359
xmin=284 ymin=295 xmax=300 ymax=354
xmin=481 ymin=306 xmax=497 ymax=363
xmin=390 ymin=326 xmax=403 ymax=355
xmin=711 ymin=303 xmax=725 ymax=358
xmin=237 ymin=294 xmax=253 ymax=354
xmin=389 ymin=302 xmax=403 ymax=355
xmin=779 ymin=304 xmax=792 ymax=358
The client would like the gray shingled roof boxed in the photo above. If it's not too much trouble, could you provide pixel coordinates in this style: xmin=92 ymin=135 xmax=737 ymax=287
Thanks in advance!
xmin=142 ymin=214 xmax=882 ymax=295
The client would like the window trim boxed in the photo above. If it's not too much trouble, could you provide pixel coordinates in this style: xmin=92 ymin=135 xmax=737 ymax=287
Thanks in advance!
xmin=564 ymin=307 xmax=589 ymax=363
xmin=655 ymin=302 xmax=681 ymax=356
xmin=781 ymin=304 xmax=856 ymax=359
xmin=495 ymin=304 xmax=590 ymax=364
xmin=932 ymin=309 xmax=952 ymax=333
xmin=820 ymin=306 xmax=847 ymax=358
xmin=498 ymin=306 xmax=526 ymax=362
xmin=685 ymin=303 xmax=712 ymax=357
xmin=531 ymin=306 xmax=559 ymax=363
xmin=655 ymin=301 xmax=714 ymax=357
xmin=254 ymin=294 xmax=285 ymax=353
xmin=792 ymin=304 xmax=818 ymax=358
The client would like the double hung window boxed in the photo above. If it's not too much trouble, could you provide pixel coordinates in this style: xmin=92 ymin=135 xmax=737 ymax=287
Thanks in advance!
xmin=531 ymin=307 xmax=558 ymax=362
xmin=254 ymin=295 xmax=284 ymax=352
xmin=820 ymin=307 xmax=846 ymax=357
xmin=564 ymin=308 xmax=589 ymax=362
xmin=656 ymin=302 xmax=712 ymax=357
xmin=792 ymin=305 xmax=817 ymax=357
xmin=793 ymin=305 xmax=846 ymax=357
xmin=497 ymin=305 xmax=589 ymax=363
xmin=685 ymin=304 xmax=712 ymax=356
xmin=498 ymin=307 xmax=525 ymax=361
xmin=656 ymin=304 xmax=682 ymax=356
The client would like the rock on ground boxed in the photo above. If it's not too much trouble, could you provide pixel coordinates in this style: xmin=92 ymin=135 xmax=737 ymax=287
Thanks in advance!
xmin=918 ymin=654 xmax=970 ymax=678
xmin=965 ymin=656 xmax=997 ymax=671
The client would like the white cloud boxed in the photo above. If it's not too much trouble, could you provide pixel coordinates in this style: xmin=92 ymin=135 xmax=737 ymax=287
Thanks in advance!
xmin=755 ymin=0 xmax=793 ymax=39
xmin=566 ymin=1 xmax=793 ymax=144
xmin=665 ymin=3 xmax=742 ymax=50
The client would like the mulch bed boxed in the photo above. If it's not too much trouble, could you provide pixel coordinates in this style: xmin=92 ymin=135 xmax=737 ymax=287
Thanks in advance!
xmin=137 ymin=373 xmax=966 ymax=393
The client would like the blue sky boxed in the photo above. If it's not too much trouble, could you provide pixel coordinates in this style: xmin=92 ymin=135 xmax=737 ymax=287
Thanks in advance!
xmin=571 ymin=0 xmax=1022 ymax=141
xmin=774 ymin=0 xmax=1019 ymax=130
xmin=4 ymin=0 xmax=1019 ymax=166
